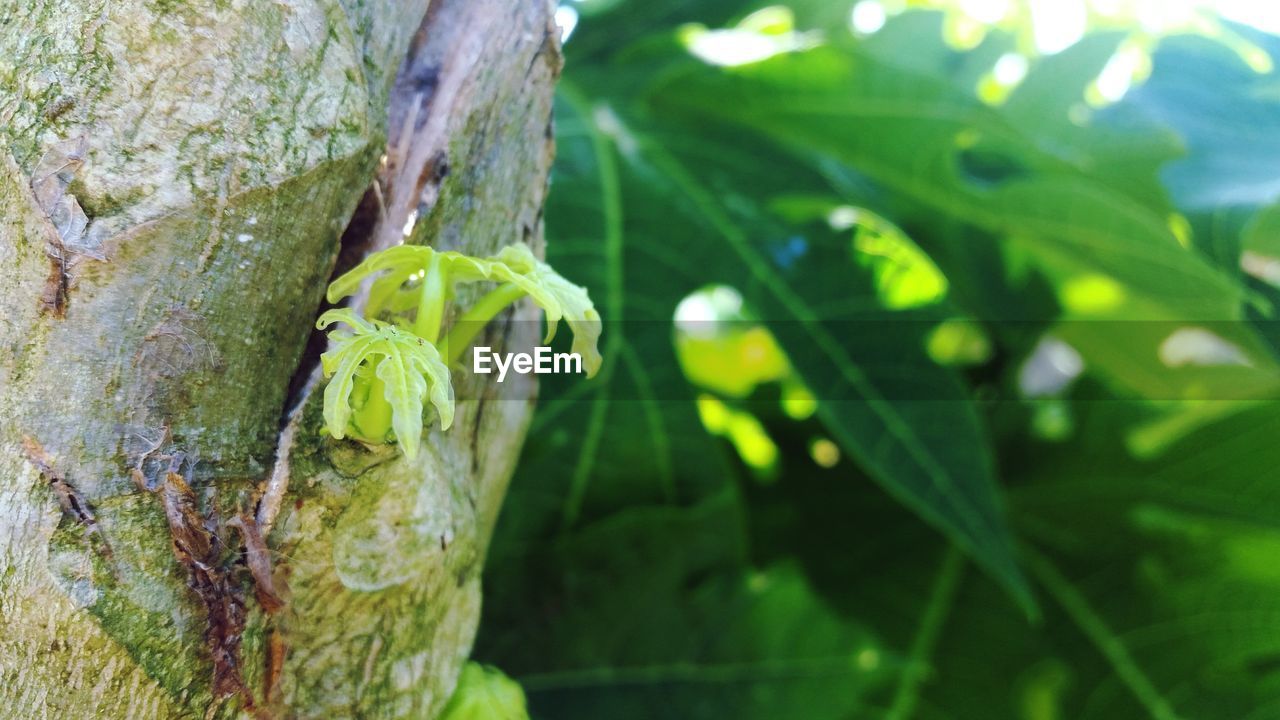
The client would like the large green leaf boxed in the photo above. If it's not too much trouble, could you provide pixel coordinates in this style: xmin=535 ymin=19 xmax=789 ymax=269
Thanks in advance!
xmin=1000 ymin=401 xmax=1280 ymax=717
xmin=539 ymin=80 xmax=1031 ymax=608
xmin=654 ymin=45 xmax=1246 ymax=323
xmin=654 ymin=36 xmax=1280 ymax=416
xmin=479 ymin=494 xmax=894 ymax=720
xmin=476 ymin=4 xmax=1280 ymax=719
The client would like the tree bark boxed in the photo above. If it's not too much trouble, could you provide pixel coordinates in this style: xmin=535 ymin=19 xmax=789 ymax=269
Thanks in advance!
xmin=0 ymin=0 xmax=560 ymax=717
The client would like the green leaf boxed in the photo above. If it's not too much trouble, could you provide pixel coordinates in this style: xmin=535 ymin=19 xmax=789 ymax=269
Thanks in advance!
xmin=478 ymin=495 xmax=892 ymax=720
xmin=993 ymin=401 xmax=1280 ymax=717
xmin=486 ymin=244 xmax=605 ymax=376
xmin=654 ymin=46 xmax=1247 ymax=323
xmin=497 ymin=74 xmax=1031 ymax=609
xmin=633 ymin=122 xmax=1032 ymax=611
xmin=326 ymin=245 xmax=432 ymax=313
xmin=316 ymin=308 xmax=453 ymax=458
xmin=439 ymin=664 xmax=530 ymax=720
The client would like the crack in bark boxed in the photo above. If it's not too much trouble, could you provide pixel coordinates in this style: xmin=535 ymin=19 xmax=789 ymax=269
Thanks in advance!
xmin=20 ymin=436 xmax=115 ymax=564
xmin=228 ymin=513 xmax=289 ymax=713
xmin=257 ymin=365 xmax=317 ymax=536
xmin=40 ymin=254 xmax=71 ymax=318
xmin=226 ymin=513 xmax=286 ymax=615
xmin=28 ymin=136 xmax=107 ymax=318
xmin=151 ymin=459 xmax=253 ymax=707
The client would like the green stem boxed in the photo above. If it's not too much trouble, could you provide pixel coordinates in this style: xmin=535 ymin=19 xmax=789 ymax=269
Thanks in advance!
xmin=444 ymin=282 xmax=528 ymax=365
xmin=886 ymin=545 xmax=964 ymax=720
xmin=415 ymin=253 xmax=447 ymax=343
xmin=1024 ymin=548 xmax=1182 ymax=720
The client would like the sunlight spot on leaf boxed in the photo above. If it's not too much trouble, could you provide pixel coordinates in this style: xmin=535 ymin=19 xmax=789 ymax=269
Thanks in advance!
xmin=1167 ymin=213 xmax=1193 ymax=249
xmin=696 ymin=394 xmax=779 ymax=474
xmin=827 ymin=205 xmax=860 ymax=231
xmin=810 ymin=437 xmax=841 ymax=468
xmin=1029 ymin=0 xmax=1086 ymax=54
xmin=1219 ymin=0 xmax=1280 ymax=34
xmin=994 ymin=52 xmax=1029 ymax=86
xmin=674 ymin=296 xmax=719 ymax=331
xmin=1238 ymin=44 xmax=1274 ymax=74
xmin=850 ymin=1 xmax=888 ymax=35
xmin=729 ymin=413 xmax=779 ymax=472
xmin=679 ymin=323 xmax=792 ymax=398
xmin=676 ymin=288 xmax=791 ymax=397
xmin=852 ymin=213 xmax=948 ymax=310
xmin=781 ymin=379 xmax=817 ymax=419
xmin=855 ymin=647 xmax=881 ymax=671
xmin=1017 ymin=659 xmax=1072 ymax=720
xmin=681 ymin=8 xmax=820 ymax=68
xmin=675 ymin=286 xmax=743 ymax=336
xmin=1031 ymin=400 xmax=1074 ymax=441
xmin=1088 ymin=43 xmax=1150 ymax=106
xmin=943 ymin=13 xmax=987 ymax=50
xmin=1060 ymin=274 xmax=1125 ymax=315
xmin=978 ymin=53 xmax=1029 ymax=104
xmin=1019 ymin=337 xmax=1083 ymax=398
xmin=927 ymin=319 xmax=992 ymax=366
xmin=696 ymin=394 xmax=730 ymax=433
xmin=960 ymin=0 xmax=1011 ymax=24
xmin=683 ymin=28 xmax=780 ymax=66
xmin=738 ymin=6 xmax=796 ymax=35
xmin=1158 ymin=327 xmax=1252 ymax=368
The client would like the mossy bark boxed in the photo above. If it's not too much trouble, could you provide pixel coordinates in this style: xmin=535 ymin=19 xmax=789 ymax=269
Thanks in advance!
xmin=0 ymin=0 xmax=560 ymax=716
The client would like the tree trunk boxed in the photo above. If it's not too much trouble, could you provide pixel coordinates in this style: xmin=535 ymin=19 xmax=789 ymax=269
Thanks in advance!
xmin=0 ymin=0 xmax=560 ymax=716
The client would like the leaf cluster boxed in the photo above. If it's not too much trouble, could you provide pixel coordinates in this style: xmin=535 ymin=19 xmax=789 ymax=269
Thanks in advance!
xmin=316 ymin=243 xmax=602 ymax=458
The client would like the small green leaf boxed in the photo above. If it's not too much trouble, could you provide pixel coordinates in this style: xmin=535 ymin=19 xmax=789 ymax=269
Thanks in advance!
xmin=326 ymin=245 xmax=430 ymax=312
xmin=487 ymin=244 xmax=604 ymax=377
xmin=316 ymin=308 xmax=454 ymax=458
xmin=439 ymin=663 xmax=529 ymax=720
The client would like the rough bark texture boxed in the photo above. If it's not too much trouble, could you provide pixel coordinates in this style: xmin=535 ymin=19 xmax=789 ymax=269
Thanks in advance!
xmin=0 ymin=0 xmax=560 ymax=717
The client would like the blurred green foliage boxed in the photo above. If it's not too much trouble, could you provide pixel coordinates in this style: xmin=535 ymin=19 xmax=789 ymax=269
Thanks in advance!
xmin=472 ymin=1 xmax=1280 ymax=717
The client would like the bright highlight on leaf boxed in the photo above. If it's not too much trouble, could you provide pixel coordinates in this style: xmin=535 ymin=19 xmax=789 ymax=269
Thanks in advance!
xmin=926 ymin=319 xmax=993 ymax=366
xmin=1060 ymin=274 xmax=1125 ymax=315
xmin=851 ymin=211 xmax=948 ymax=310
